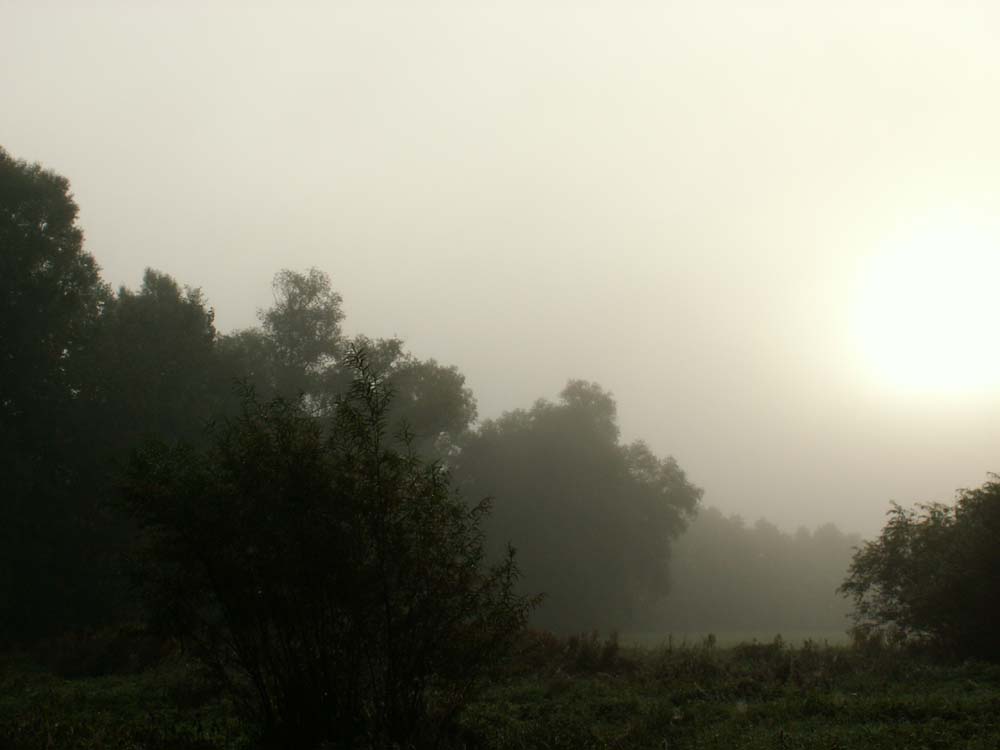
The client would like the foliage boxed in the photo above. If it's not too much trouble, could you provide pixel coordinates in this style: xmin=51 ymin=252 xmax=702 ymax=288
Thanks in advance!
xmin=840 ymin=477 xmax=1000 ymax=659
xmin=661 ymin=508 xmax=859 ymax=634
xmin=122 ymin=349 xmax=534 ymax=748
xmin=457 ymin=381 xmax=701 ymax=632
xmin=0 ymin=147 xmax=110 ymax=643
xmin=219 ymin=270 xmax=477 ymax=453
xmin=350 ymin=336 xmax=478 ymax=458
xmin=0 ymin=147 xmax=474 ymax=648
xmin=262 ymin=267 xmax=345 ymax=375
xmin=85 ymin=269 xmax=222 ymax=452
xmin=217 ymin=267 xmax=346 ymax=407
xmin=0 ymin=147 xmax=107 ymax=429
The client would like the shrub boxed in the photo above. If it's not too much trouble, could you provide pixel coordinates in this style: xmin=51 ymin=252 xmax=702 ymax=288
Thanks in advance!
xmin=122 ymin=349 xmax=534 ymax=748
xmin=840 ymin=477 xmax=1000 ymax=660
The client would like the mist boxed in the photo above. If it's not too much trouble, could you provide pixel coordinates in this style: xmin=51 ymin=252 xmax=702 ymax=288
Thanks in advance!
xmin=8 ymin=3 xmax=1000 ymax=746
xmin=6 ymin=2 xmax=1000 ymax=539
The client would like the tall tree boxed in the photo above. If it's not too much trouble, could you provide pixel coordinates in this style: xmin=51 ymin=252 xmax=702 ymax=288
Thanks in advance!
xmin=0 ymin=146 xmax=107 ymax=437
xmin=457 ymin=381 xmax=701 ymax=631
xmin=86 ymin=268 xmax=223 ymax=456
xmin=0 ymin=147 xmax=108 ymax=641
xmin=220 ymin=269 xmax=477 ymax=453
xmin=220 ymin=268 xmax=345 ymax=404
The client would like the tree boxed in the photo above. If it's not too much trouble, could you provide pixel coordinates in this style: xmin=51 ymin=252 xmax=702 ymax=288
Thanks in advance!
xmin=348 ymin=335 xmax=477 ymax=459
xmin=85 ymin=268 xmax=224 ymax=453
xmin=262 ymin=267 xmax=344 ymax=372
xmin=220 ymin=267 xmax=345 ymax=404
xmin=0 ymin=147 xmax=109 ymax=642
xmin=122 ymin=348 xmax=533 ymax=748
xmin=220 ymin=269 xmax=477 ymax=453
xmin=0 ymin=147 xmax=107 ymax=431
xmin=660 ymin=507 xmax=858 ymax=634
xmin=840 ymin=477 xmax=1000 ymax=659
xmin=456 ymin=381 xmax=701 ymax=631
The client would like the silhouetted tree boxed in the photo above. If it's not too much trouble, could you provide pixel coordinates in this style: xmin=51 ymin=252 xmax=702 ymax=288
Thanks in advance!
xmin=840 ymin=477 xmax=1000 ymax=659
xmin=0 ymin=147 xmax=109 ymax=642
xmin=348 ymin=335 xmax=477 ymax=458
xmin=85 ymin=269 xmax=224 ymax=453
xmin=457 ymin=381 xmax=701 ymax=631
xmin=218 ymin=267 xmax=345 ymax=405
xmin=0 ymin=147 xmax=107 ymax=429
xmin=220 ymin=269 xmax=476 ymax=453
xmin=122 ymin=348 xmax=533 ymax=748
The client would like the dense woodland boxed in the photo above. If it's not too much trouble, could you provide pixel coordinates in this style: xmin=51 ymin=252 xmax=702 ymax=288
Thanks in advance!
xmin=0 ymin=145 xmax=857 ymax=644
xmin=4 ymin=146 xmax=999 ymax=748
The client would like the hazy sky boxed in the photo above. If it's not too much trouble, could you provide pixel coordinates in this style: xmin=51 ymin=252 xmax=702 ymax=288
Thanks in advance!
xmin=6 ymin=1 xmax=1000 ymax=535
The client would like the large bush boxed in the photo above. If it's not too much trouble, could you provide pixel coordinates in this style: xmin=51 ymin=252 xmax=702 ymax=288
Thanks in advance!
xmin=840 ymin=477 xmax=1000 ymax=659
xmin=123 ymin=350 xmax=534 ymax=748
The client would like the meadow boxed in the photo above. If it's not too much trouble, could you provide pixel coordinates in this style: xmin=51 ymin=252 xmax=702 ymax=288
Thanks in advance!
xmin=620 ymin=631 xmax=851 ymax=649
xmin=3 ymin=631 xmax=998 ymax=750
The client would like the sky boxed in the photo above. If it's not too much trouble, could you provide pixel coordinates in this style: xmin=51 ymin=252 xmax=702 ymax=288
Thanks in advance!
xmin=5 ymin=1 xmax=1000 ymax=536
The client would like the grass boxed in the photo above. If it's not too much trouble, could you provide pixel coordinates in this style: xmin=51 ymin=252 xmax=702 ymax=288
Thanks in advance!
xmin=2 ymin=633 xmax=999 ymax=749
xmin=0 ymin=651 xmax=247 ymax=750
xmin=620 ymin=631 xmax=851 ymax=649
xmin=457 ymin=632 xmax=1000 ymax=749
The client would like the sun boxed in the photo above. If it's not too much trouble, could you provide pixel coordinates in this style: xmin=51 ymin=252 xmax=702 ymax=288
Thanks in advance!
xmin=853 ymin=222 xmax=1000 ymax=395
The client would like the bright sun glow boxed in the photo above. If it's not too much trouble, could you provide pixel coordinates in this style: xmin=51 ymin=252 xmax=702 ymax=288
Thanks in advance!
xmin=854 ymin=222 xmax=1000 ymax=395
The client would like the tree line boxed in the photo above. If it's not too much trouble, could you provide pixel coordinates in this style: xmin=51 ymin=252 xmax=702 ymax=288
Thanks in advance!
xmin=0 ymin=144 xmax=884 ymax=644
xmin=0 ymin=145 xmax=703 ymax=645
xmin=660 ymin=509 xmax=860 ymax=635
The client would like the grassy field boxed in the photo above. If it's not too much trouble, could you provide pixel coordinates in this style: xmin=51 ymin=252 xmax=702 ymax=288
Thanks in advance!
xmin=2 ymin=633 xmax=999 ymax=749
xmin=620 ymin=631 xmax=851 ymax=649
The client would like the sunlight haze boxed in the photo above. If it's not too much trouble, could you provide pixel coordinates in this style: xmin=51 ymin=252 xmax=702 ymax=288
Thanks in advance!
xmin=5 ymin=0 xmax=1000 ymax=536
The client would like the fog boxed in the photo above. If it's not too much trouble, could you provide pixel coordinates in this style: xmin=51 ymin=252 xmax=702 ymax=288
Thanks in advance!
xmin=6 ymin=1 xmax=1000 ymax=536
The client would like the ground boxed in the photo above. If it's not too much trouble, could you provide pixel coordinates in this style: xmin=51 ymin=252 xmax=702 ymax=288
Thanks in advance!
xmin=2 ymin=632 xmax=999 ymax=749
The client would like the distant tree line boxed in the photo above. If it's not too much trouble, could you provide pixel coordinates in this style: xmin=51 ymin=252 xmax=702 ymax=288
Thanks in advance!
xmin=659 ymin=508 xmax=860 ymax=635
xmin=12 ymin=143 xmax=980 ymax=673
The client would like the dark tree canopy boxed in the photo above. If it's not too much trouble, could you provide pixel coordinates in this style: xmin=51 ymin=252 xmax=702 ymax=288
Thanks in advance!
xmin=218 ymin=267 xmax=345 ymax=405
xmin=840 ymin=477 xmax=1000 ymax=659
xmin=348 ymin=335 xmax=478 ymax=458
xmin=457 ymin=381 xmax=701 ymax=632
xmin=86 ymin=269 xmax=222 ymax=452
xmin=0 ymin=148 xmax=110 ymax=641
xmin=0 ymin=146 xmax=106 ymax=432
xmin=220 ymin=270 xmax=477 ymax=453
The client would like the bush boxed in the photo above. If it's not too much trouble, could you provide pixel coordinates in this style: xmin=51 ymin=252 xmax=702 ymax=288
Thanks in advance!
xmin=122 ymin=349 xmax=535 ymax=748
xmin=840 ymin=477 xmax=1000 ymax=660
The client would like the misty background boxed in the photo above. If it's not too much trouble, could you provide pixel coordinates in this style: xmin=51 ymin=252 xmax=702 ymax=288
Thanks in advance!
xmin=6 ymin=1 xmax=1000 ymax=537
